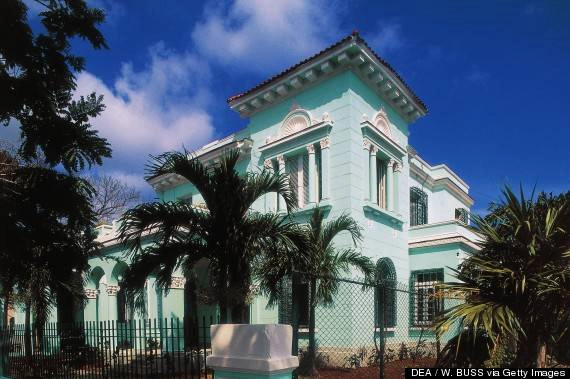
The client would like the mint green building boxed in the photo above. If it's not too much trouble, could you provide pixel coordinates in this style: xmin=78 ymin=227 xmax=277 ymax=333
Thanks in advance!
xmin=9 ymin=32 xmax=479 ymax=352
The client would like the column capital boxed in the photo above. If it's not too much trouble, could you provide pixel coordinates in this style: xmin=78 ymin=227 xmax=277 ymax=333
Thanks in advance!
xmin=320 ymin=137 xmax=331 ymax=149
xmin=106 ymin=285 xmax=119 ymax=296
xmin=277 ymin=155 xmax=285 ymax=165
xmin=264 ymin=159 xmax=273 ymax=169
xmin=362 ymin=139 xmax=371 ymax=150
xmin=306 ymin=144 xmax=315 ymax=154
xmin=170 ymin=276 xmax=186 ymax=289
xmin=393 ymin=161 xmax=402 ymax=173
xmin=85 ymin=288 xmax=99 ymax=299
xmin=369 ymin=145 xmax=378 ymax=155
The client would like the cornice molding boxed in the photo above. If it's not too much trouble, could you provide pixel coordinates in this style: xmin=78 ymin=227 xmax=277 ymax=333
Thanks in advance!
xmin=409 ymin=161 xmax=474 ymax=207
xmin=228 ymin=40 xmax=426 ymax=123
xmin=409 ymin=235 xmax=480 ymax=251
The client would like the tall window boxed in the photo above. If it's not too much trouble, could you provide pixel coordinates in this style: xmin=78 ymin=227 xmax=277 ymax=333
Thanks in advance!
xmin=410 ymin=187 xmax=428 ymax=226
xmin=374 ymin=258 xmax=397 ymax=328
xmin=377 ymin=159 xmax=387 ymax=208
xmin=410 ymin=269 xmax=444 ymax=327
xmin=284 ymin=147 xmax=322 ymax=208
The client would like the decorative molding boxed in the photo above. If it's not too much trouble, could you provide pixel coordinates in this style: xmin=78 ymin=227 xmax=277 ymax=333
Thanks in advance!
xmin=320 ymin=137 xmax=331 ymax=149
xmin=306 ymin=144 xmax=315 ymax=154
xmin=362 ymin=139 xmax=371 ymax=150
xmin=373 ymin=107 xmax=393 ymax=138
xmin=85 ymin=289 xmax=98 ymax=299
xmin=409 ymin=236 xmax=480 ymax=251
xmin=321 ymin=112 xmax=332 ymax=123
xmin=170 ymin=276 xmax=186 ymax=289
xmin=106 ymin=285 xmax=119 ymax=296
xmin=264 ymin=159 xmax=273 ymax=169
xmin=393 ymin=162 xmax=402 ymax=173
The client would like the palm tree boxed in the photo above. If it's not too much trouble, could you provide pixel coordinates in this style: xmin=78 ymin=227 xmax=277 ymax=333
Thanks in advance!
xmin=436 ymin=187 xmax=570 ymax=368
xmin=255 ymin=206 xmax=375 ymax=375
xmin=118 ymin=149 xmax=298 ymax=323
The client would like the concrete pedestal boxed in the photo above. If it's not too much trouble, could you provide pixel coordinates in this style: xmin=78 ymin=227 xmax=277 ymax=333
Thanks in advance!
xmin=206 ymin=324 xmax=299 ymax=379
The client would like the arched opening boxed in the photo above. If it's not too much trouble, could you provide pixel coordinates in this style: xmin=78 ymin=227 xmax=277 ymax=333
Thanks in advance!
xmin=112 ymin=262 xmax=132 ymax=322
xmin=375 ymin=258 xmax=397 ymax=328
xmin=88 ymin=267 xmax=106 ymax=324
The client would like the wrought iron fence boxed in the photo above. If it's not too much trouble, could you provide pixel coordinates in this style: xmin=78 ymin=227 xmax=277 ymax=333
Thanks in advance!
xmin=286 ymin=271 xmax=461 ymax=379
xmin=0 ymin=317 xmax=214 ymax=378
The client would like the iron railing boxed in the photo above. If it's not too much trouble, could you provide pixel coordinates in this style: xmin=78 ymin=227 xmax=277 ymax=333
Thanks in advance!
xmin=0 ymin=316 xmax=214 ymax=378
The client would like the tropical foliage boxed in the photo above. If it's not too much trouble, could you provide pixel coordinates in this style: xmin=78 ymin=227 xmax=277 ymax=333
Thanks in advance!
xmin=118 ymin=149 xmax=299 ymax=323
xmin=0 ymin=146 xmax=100 ymax=353
xmin=255 ymin=206 xmax=375 ymax=375
xmin=436 ymin=187 xmax=570 ymax=367
xmin=0 ymin=0 xmax=110 ymax=359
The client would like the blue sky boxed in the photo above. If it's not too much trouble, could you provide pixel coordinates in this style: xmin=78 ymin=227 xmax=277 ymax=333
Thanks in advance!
xmin=5 ymin=0 xmax=570 ymax=213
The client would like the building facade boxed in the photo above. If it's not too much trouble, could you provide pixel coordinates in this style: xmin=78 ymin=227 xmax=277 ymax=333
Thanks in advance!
xmin=10 ymin=33 xmax=479 ymax=340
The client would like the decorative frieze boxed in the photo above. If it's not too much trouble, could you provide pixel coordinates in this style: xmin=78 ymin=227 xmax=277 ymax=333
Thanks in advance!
xmin=106 ymin=285 xmax=119 ymax=296
xmin=170 ymin=276 xmax=186 ymax=289
xmin=85 ymin=289 xmax=99 ymax=299
xmin=320 ymin=137 xmax=331 ymax=149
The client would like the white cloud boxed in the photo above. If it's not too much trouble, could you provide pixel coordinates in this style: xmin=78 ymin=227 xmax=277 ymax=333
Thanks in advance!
xmin=76 ymin=43 xmax=216 ymax=176
xmin=191 ymin=0 xmax=340 ymax=73
xmin=367 ymin=22 xmax=405 ymax=54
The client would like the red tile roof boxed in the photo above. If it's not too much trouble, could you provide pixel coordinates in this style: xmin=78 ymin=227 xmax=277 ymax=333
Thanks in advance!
xmin=227 ymin=31 xmax=428 ymax=113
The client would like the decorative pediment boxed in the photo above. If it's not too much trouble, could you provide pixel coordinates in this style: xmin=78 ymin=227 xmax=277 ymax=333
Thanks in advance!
xmin=280 ymin=109 xmax=313 ymax=138
xmin=263 ymin=108 xmax=333 ymax=148
xmin=373 ymin=107 xmax=392 ymax=138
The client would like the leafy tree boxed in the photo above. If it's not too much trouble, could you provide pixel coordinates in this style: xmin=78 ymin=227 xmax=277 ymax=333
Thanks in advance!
xmin=87 ymin=174 xmax=141 ymax=224
xmin=118 ymin=149 xmax=298 ymax=323
xmin=0 ymin=0 xmax=110 ymax=360
xmin=436 ymin=187 xmax=570 ymax=367
xmin=0 ymin=0 xmax=111 ymax=171
xmin=255 ymin=206 xmax=375 ymax=376
xmin=0 ymin=146 xmax=99 ymax=355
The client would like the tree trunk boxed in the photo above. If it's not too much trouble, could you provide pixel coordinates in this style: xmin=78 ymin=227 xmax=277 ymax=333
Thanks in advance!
xmin=306 ymin=277 xmax=318 ymax=376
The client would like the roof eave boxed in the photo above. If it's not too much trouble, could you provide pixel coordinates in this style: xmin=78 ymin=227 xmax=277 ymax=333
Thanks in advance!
xmin=227 ymin=32 xmax=427 ymax=122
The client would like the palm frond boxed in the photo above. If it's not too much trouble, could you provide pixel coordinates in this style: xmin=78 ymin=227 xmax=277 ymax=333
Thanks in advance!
xmin=321 ymin=212 xmax=363 ymax=248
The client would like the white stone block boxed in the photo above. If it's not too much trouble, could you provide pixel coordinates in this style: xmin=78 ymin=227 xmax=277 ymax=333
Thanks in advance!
xmin=206 ymin=324 xmax=299 ymax=374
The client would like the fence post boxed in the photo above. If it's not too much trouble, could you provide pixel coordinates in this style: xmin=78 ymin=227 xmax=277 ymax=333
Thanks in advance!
xmin=377 ymin=282 xmax=386 ymax=379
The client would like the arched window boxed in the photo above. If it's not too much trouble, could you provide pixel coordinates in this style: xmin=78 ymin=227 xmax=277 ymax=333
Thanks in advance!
xmin=410 ymin=187 xmax=428 ymax=226
xmin=375 ymin=258 xmax=397 ymax=328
